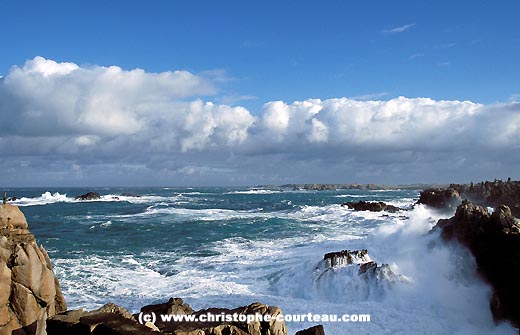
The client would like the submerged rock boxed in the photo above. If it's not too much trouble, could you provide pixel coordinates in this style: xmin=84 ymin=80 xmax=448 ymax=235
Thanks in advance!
xmin=341 ymin=201 xmax=401 ymax=212
xmin=75 ymin=192 xmax=101 ymax=201
xmin=434 ymin=201 xmax=520 ymax=328
xmin=0 ymin=204 xmax=67 ymax=335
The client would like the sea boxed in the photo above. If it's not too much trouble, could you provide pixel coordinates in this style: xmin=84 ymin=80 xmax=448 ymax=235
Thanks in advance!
xmin=5 ymin=187 xmax=517 ymax=335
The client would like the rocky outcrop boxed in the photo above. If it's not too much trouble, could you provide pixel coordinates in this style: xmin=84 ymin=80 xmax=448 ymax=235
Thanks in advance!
xmin=295 ymin=325 xmax=325 ymax=335
xmin=416 ymin=188 xmax=462 ymax=209
xmin=321 ymin=249 xmax=408 ymax=284
xmin=75 ymin=192 xmax=101 ymax=201
xmin=341 ymin=201 xmax=401 ymax=212
xmin=138 ymin=298 xmax=287 ymax=335
xmin=323 ymin=249 xmax=371 ymax=268
xmin=0 ymin=204 xmax=67 ymax=335
xmin=434 ymin=201 xmax=520 ymax=327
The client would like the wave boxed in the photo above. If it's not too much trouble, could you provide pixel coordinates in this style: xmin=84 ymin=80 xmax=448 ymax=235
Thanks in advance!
xmin=10 ymin=191 xmax=179 ymax=206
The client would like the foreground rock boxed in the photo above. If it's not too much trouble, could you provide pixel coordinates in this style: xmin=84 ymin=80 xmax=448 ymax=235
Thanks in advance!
xmin=341 ymin=201 xmax=401 ymax=212
xmin=0 ymin=204 xmax=67 ymax=335
xmin=75 ymin=192 xmax=101 ymax=201
xmin=434 ymin=201 xmax=520 ymax=328
xmin=139 ymin=298 xmax=287 ymax=335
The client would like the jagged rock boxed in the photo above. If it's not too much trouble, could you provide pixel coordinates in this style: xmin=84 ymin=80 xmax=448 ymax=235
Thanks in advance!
xmin=75 ymin=192 xmax=101 ymax=201
xmin=295 ymin=325 xmax=325 ymax=335
xmin=434 ymin=201 xmax=520 ymax=328
xmin=47 ymin=303 xmax=159 ymax=335
xmin=341 ymin=201 xmax=401 ymax=212
xmin=0 ymin=204 xmax=67 ymax=335
xmin=139 ymin=298 xmax=287 ymax=335
xmin=416 ymin=188 xmax=462 ymax=209
xmin=323 ymin=249 xmax=371 ymax=268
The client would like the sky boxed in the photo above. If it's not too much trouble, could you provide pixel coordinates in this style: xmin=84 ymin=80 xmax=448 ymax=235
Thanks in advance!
xmin=0 ymin=0 xmax=519 ymax=186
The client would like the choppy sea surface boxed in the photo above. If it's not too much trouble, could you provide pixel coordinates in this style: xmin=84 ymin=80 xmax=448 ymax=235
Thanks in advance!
xmin=6 ymin=187 xmax=516 ymax=334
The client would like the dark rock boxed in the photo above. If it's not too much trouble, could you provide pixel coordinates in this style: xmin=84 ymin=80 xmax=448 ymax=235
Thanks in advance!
xmin=75 ymin=192 xmax=101 ymax=201
xmin=323 ymin=249 xmax=370 ymax=268
xmin=433 ymin=201 xmax=520 ymax=328
xmin=416 ymin=188 xmax=462 ymax=209
xmin=341 ymin=201 xmax=401 ymax=212
xmin=7 ymin=197 xmax=17 ymax=202
xmin=295 ymin=324 xmax=325 ymax=335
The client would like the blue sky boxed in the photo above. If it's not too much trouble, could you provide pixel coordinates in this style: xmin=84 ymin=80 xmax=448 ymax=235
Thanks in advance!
xmin=0 ymin=1 xmax=519 ymax=186
xmin=2 ymin=0 xmax=519 ymax=110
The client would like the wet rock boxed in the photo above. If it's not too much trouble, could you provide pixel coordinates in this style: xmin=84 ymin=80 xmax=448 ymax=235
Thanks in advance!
xmin=434 ymin=201 xmax=520 ymax=328
xmin=342 ymin=201 xmax=401 ymax=212
xmin=75 ymin=192 xmax=101 ymax=201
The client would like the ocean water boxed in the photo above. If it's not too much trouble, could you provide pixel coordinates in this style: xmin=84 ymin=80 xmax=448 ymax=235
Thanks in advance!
xmin=6 ymin=187 xmax=516 ymax=335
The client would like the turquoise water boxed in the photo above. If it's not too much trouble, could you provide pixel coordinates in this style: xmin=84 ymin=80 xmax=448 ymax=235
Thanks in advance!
xmin=6 ymin=187 xmax=516 ymax=334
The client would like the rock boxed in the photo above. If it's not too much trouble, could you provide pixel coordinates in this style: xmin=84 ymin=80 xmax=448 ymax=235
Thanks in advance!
xmin=323 ymin=249 xmax=371 ymax=268
xmin=341 ymin=201 xmax=401 ymax=212
xmin=75 ymin=192 xmax=101 ymax=201
xmin=295 ymin=325 xmax=325 ymax=335
xmin=416 ymin=188 xmax=462 ymax=209
xmin=0 ymin=204 xmax=67 ymax=335
xmin=433 ymin=201 xmax=520 ymax=328
xmin=138 ymin=298 xmax=287 ymax=335
xmin=47 ymin=303 xmax=159 ymax=335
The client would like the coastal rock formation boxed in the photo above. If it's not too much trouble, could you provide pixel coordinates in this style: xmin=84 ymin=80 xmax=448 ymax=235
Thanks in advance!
xmin=416 ymin=188 xmax=462 ymax=209
xmin=434 ymin=201 xmax=520 ymax=327
xmin=0 ymin=204 xmax=67 ymax=335
xmin=341 ymin=201 xmax=401 ymax=212
xmin=75 ymin=192 xmax=101 ymax=201
xmin=139 ymin=298 xmax=287 ymax=335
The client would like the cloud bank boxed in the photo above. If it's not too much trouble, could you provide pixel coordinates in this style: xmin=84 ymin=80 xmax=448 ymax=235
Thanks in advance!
xmin=0 ymin=57 xmax=519 ymax=186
